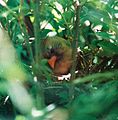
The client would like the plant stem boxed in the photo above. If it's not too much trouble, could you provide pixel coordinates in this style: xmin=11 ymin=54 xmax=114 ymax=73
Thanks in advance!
xmin=68 ymin=1 xmax=81 ymax=105
xmin=33 ymin=0 xmax=45 ymax=109
xmin=70 ymin=2 xmax=81 ymax=80
xmin=73 ymin=70 xmax=118 ymax=85
xmin=33 ymin=0 xmax=42 ymax=64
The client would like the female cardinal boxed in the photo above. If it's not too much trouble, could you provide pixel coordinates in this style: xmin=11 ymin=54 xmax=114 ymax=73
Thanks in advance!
xmin=42 ymin=36 xmax=72 ymax=76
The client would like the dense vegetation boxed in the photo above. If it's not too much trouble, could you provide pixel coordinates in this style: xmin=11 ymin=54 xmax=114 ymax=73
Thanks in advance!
xmin=0 ymin=0 xmax=118 ymax=120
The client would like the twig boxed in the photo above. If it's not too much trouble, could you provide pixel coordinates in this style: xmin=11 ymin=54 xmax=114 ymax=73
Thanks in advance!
xmin=70 ymin=1 xmax=81 ymax=80
xmin=68 ymin=1 xmax=81 ymax=106
xmin=33 ymin=0 xmax=42 ymax=64
xmin=32 ymin=0 xmax=45 ymax=109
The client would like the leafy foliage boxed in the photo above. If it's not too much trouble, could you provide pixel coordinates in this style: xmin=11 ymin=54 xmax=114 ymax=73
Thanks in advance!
xmin=0 ymin=0 xmax=118 ymax=120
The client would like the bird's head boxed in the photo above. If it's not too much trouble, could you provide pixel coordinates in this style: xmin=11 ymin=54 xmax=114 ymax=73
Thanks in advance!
xmin=42 ymin=36 xmax=72 ymax=76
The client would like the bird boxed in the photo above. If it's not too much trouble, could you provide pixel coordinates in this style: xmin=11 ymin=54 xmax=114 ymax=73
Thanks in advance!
xmin=42 ymin=36 xmax=72 ymax=76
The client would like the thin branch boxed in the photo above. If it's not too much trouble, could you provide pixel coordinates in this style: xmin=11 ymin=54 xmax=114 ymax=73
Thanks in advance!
xmin=70 ymin=1 xmax=81 ymax=80
xmin=32 ymin=0 xmax=45 ymax=109
xmin=68 ymin=1 xmax=81 ymax=106
xmin=33 ymin=0 xmax=42 ymax=64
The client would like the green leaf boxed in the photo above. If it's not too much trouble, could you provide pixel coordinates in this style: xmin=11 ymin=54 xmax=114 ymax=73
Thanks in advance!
xmin=41 ymin=29 xmax=52 ymax=38
xmin=96 ymin=32 xmax=116 ymax=40
xmin=62 ymin=10 xmax=73 ymax=23
xmin=57 ymin=0 xmax=73 ymax=9
xmin=98 ymin=41 xmax=118 ymax=55
xmin=7 ymin=0 xmax=20 ymax=8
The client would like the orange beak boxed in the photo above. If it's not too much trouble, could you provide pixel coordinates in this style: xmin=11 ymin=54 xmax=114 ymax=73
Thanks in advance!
xmin=48 ymin=56 xmax=57 ymax=69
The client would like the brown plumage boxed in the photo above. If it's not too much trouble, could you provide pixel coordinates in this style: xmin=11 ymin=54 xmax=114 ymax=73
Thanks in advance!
xmin=42 ymin=36 xmax=72 ymax=76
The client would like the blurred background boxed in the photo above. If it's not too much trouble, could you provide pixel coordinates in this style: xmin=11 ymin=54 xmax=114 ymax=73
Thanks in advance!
xmin=0 ymin=0 xmax=118 ymax=120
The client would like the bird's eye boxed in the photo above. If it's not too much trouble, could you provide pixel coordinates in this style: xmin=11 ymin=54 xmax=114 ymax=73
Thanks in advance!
xmin=50 ymin=48 xmax=55 ymax=53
